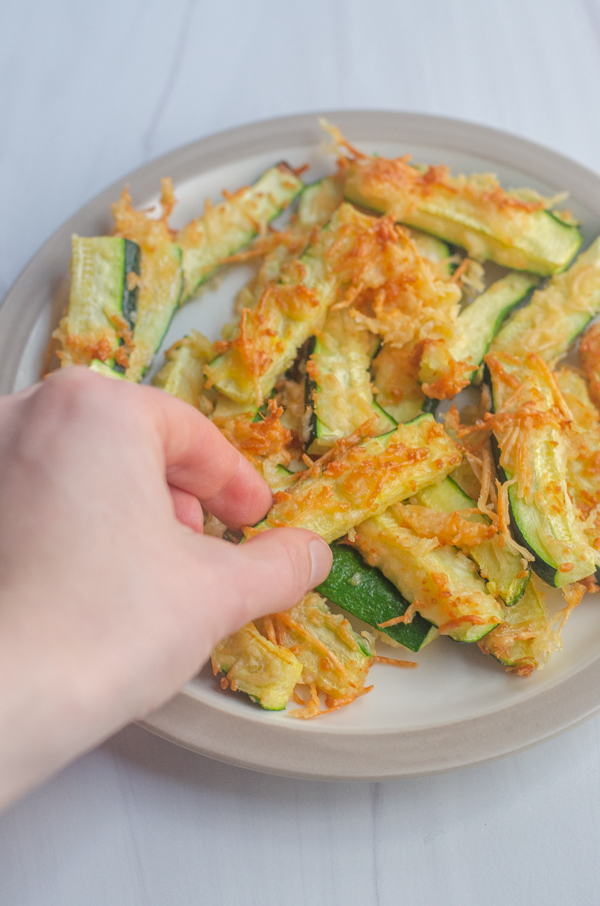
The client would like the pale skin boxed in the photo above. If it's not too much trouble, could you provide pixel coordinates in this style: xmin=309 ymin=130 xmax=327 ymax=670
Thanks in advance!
xmin=0 ymin=367 xmax=332 ymax=811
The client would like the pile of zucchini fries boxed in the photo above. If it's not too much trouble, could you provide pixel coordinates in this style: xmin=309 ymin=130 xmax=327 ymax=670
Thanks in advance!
xmin=55 ymin=122 xmax=600 ymax=718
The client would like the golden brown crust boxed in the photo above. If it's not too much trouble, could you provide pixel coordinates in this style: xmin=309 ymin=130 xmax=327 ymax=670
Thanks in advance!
xmin=419 ymin=339 xmax=475 ymax=400
xmin=111 ymin=180 xmax=175 ymax=249
xmin=393 ymin=502 xmax=497 ymax=548
xmin=214 ymin=398 xmax=293 ymax=474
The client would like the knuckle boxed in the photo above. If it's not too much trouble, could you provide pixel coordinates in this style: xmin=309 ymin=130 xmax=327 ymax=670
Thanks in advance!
xmin=42 ymin=366 xmax=146 ymax=433
xmin=16 ymin=367 xmax=129 ymax=463
xmin=41 ymin=367 xmax=107 ymax=416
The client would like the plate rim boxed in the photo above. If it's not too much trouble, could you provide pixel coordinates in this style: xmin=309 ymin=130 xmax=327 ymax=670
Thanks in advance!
xmin=4 ymin=108 xmax=600 ymax=779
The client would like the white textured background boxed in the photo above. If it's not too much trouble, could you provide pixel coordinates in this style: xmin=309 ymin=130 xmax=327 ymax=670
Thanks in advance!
xmin=2 ymin=1 xmax=600 ymax=903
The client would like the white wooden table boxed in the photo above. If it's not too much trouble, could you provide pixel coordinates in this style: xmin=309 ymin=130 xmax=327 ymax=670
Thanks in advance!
xmin=2 ymin=1 xmax=600 ymax=902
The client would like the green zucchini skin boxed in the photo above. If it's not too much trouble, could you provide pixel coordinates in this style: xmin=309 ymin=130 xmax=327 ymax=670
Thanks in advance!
xmin=421 ymin=398 xmax=439 ymax=416
xmin=316 ymin=543 xmax=437 ymax=652
xmin=304 ymin=334 xmax=318 ymax=447
xmin=415 ymin=476 xmax=530 ymax=606
xmin=122 ymin=239 xmax=141 ymax=329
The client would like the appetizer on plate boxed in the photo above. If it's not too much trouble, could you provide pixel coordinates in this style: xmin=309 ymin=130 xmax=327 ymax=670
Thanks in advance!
xmin=54 ymin=122 xmax=600 ymax=717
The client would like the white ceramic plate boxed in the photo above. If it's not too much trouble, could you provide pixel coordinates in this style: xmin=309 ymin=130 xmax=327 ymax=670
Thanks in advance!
xmin=4 ymin=111 xmax=600 ymax=780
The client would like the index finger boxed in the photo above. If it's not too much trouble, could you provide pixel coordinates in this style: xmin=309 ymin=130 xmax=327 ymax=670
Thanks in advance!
xmin=55 ymin=368 xmax=273 ymax=530
xmin=141 ymin=383 xmax=274 ymax=529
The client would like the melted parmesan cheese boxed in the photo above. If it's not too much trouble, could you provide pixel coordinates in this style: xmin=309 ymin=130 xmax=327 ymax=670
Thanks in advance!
xmin=486 ymin=352 xmax=597 ymax=583
xmin=246 ymin=415 xmax=462 ymax=543
xmin=353 ymin=509 xmax=503 ymax=642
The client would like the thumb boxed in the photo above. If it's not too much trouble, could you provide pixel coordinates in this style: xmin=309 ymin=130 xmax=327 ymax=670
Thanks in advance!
xmin=202 ymin=529 xmax=332 ymax=645
xmin=169 ymin=485 xmax=204 ymax=533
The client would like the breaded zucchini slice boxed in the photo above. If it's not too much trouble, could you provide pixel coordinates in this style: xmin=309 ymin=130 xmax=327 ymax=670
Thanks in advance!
xmin=271 ymin=593 xmax=374 ymax=700
xmin=406 ymin=229 xmax=453 ymax=276
xmin=122 ymin=240 xmax=183 ymax=382
xmin=207 ymin=201 xmax=458 ymax=407
xmin=246 ymin=414 xmax=462 ymax=543
xmin=205 ymin=205 xmax=349 ymax=407
xmin=490 ymin=237 xmax=600 ymax=361
xmin=178 ymin=163 xmax=303 ymax=302
xmin=111 ymin=182 xmax=184 ymax=381
xmin=487 ymin=352 xmax=597 ymax=586
xmin=152 ymin=330 xmax=213 ymax=408
xmin=555 ymin=366 xmax=600 ymax=572
xmin=341 ymin=146 xmax=581 ymax=276
xmin=211 ymin=622 xmax=302 ymax=711
xmin=478 ymin=579 xmax=561 ymax=674
xmin=305 ymin=309 xmax=395 ymax=455
xmin=57 ymin=236 xmax=140 ymax=368
xmin=415 ymin=477 xmax=530 ymax=607
xmin=206 ymin=203 xmax=387 ymax=407
xmin=212 ymin=398 xmax=297 ymax=493
xmin=297 ymin=175 xmax=344 ymax=228
xmin=419 ymin=272 xmax=539 ymax=400
xmin=234 ymin=176 xmax=345 ymax=317
xmin=352 ymin=507 xmax=503 ymax=643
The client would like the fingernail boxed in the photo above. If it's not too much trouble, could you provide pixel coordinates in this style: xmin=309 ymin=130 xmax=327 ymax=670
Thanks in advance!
xmin=309 ymin=538 xmax=333 ymax=589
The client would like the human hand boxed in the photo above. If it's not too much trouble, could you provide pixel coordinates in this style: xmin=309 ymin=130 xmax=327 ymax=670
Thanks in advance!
xmin=0 ymin=367 xmax=332 ymax=810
